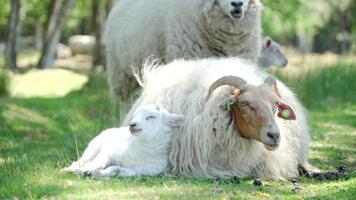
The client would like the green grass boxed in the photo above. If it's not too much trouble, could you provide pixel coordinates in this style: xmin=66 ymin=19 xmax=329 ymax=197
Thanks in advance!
xmin=0 ymin=62 xmax=355 ymax=199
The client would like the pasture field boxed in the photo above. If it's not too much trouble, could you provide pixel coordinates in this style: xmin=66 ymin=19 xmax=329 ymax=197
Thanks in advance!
xmin=0 ymin=54 xmax=355 ymax=199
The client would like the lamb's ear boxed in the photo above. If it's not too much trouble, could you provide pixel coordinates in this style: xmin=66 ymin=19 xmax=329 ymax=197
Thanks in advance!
xmin=163 ymin=113 xmax=185 ymax=127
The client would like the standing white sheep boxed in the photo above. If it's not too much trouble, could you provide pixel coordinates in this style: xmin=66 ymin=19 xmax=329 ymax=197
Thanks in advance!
xmin=62 ymin=104 xmax=185 ymax=177
xmin=124 ymin=58 xmax=311 ymax=179
xmin=105 ymin=0 xmax=262 ymax=112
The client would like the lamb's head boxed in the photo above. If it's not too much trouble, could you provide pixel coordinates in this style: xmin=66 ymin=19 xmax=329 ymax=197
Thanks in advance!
xmin=129 ymin=104 xmax=185 ymax=140
xmin=218 ymin=0 xmax=250 ymax=20
xmin=260 ymin=38 xmax=288 ymax=68
xmin=207 ymin=75 xmax=296 ymax=151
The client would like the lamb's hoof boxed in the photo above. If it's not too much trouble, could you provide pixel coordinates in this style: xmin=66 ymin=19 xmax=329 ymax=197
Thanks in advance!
xmin=83 ymin=171 xmax=93 ymax=177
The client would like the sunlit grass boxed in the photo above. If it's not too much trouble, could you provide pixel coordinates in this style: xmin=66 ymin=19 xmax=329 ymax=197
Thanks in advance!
xmin=9 ymin=68 xmax=88 ymax=98
xmin=17 ymin=51 xmax=41 ymax=68
xmin=0 ymin=54 xmax=355 ymax=199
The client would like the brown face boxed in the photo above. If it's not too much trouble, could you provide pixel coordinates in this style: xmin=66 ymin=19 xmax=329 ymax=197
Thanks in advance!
xmin=207 ymin=75 xmax=296 ymax=151
xmin=231 ymin=84 xmax=282 ymax=151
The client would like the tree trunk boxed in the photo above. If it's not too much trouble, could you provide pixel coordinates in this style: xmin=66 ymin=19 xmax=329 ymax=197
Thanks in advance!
xmin=108 ymin=0 xmax=119 ymax=10
xmin=92 ymin=0 xmax=106 ymax=69
xmin=35 ymin=21 xmax=43 ymax=51
xmin=297 ymin=31 xmax=313 ymax=55
xmin=37 ymin=0 xmax=76 ymax=68
xmin=339 ymin=11 xmax=350 ymax=54
xmin=5 ymin=0 xmax=21 ymax=70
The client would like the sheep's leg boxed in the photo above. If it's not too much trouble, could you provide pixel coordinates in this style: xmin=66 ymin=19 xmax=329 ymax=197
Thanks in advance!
xmin=107 ymin=52 xmax=138 ymax=122
xmin=87 ymin=166 xmax=139 ymax=177
xmin=61 ymin=142 xmax=101 ymax=174
xmin=80 ymin=154 xmax=111 ymax=176
xmin=298 ymin=161 xmax=320 ymax=176
xmin=61 ymin=161 xmax=82 ymax=174
xmin=75 ymin=143 xmax=101 ymax=167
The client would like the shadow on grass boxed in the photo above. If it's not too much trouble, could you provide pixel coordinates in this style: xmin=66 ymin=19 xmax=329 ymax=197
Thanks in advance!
xmin=0 ymin=73 xmax=119 ymax=198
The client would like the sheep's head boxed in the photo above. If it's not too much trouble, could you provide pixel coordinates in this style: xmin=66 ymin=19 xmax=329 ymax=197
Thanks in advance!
xmin=218 ymin=0 xmax=250 ymax=20
xmin=260 ymin=38 xmax=288 ymax=68
xmin=129 ymin=104 xmax=185 ymax=140
xmin=207 ymin=75 xmax=296 ymax=151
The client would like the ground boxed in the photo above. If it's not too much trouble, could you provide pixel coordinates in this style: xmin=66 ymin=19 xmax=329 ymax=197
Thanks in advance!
xmin=0 ymin=52 xmax=355 ymax=199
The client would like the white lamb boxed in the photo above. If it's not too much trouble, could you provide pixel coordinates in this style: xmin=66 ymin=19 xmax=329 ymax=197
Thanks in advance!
xmin=105 ymin=0 xmax=262 ymax=106
xmin=62 ymin=104 xmax=185 ymax=177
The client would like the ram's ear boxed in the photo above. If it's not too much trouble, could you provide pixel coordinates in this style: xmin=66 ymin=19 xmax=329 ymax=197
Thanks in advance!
xmin=163 ymin=113 xmax=185 ymax=127
xmin=277 ymin=102 xmax=296 ymax=120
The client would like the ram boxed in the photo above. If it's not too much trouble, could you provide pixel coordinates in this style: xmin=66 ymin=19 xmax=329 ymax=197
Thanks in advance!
xmin=124 ymin=58 xmax=312 ymax=179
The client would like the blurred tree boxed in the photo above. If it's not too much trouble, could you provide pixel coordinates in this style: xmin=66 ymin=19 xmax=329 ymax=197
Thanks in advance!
xmin=22 ymin=0 xmax=52 ymax=51
xmin=63 ymin=0 xmax=92 ymax=39
xmin=92 ymin=0 xmax=107 ymax=68
xmin=5 ymin=0 xmax=21 ymax=70
xmin=0 ymin=1 xmax=11 ymax=41
xmin=37 ymin=0 xmax=76 ymax=68
xmin=263 ymin=0 xmax=354 ymax=54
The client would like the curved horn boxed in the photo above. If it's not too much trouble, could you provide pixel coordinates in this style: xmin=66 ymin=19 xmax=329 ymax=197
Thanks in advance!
xmin=264 ymin=75 xmax=281 ymax=98
xmin=207 ymin=76 xmax=247 ymax=98
xmin=264 ymin=75 xmax=277 ymax=86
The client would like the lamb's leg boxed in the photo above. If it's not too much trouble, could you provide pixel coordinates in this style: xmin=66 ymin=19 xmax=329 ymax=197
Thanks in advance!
xmin=61 ymin=142 xmax=101 ymax=174
xmin=86 ymin=166 xmax=138 ymax=177
xmin=79 ymin=154 xmax=111 ymax=176
xmin=77 ymin=143 xmax=101 ymax=166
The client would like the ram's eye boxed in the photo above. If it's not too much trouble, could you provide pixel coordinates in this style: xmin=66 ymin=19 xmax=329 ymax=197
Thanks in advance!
xmin=240 ymin=101 xmax=256 ymax=111
xmin=146 ymin=116 xmax=156 ymax=120
xmin=239 ymin=101 xmax=249 ymax=107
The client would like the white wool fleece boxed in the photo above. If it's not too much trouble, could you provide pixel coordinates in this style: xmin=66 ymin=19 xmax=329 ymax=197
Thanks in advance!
xmin=105 ymin=0 xmax=262 ymax=100
xmin=124 ymin=57 xmax=310 ymax=180
xmin=62 ymin=104 xmax=185 ymax=177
